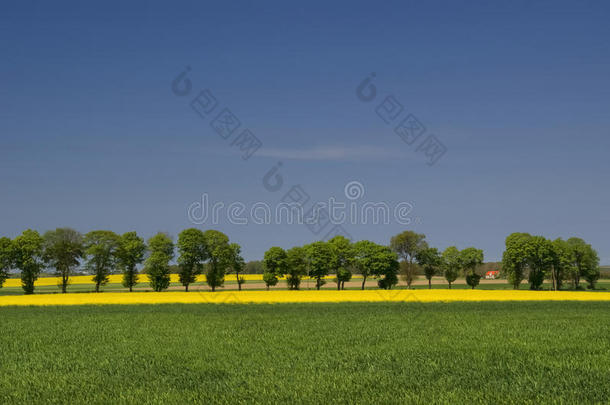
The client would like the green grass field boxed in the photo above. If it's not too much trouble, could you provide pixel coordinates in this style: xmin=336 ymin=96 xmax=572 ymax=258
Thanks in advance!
xmin=1 ymin=302 xmax=609 ymax=404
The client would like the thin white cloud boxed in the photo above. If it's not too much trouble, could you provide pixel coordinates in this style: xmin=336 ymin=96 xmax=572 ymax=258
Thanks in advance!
xmin=256 ymin=145 xmax=407 ymax=160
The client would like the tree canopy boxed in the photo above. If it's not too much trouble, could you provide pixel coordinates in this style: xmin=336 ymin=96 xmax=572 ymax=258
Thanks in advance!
xmin=441 ymin=246 xmax=461 ymax=289
xmin=227 ymin=243 xmax=246 ymax=290
xmin=145 ymin=232 xmax=174 ymax=292
xmin=116 ymin=231 xmax=147 ymax=292
xmin=502 ymin=233 xmax=532 ymax=289
xmin=328 ymin=235 xmax=354 ymax=290
xmin=459 ymin=247 xmax=484 ymax=289
xmin=43 ymin=228 xmax=84 ymax=293
xmin=84 ymin=230 xmax=120 ymax=292
xmin=306 ymin=241 xmax=336 ymax=290
xmin=262 ymin=246 xmax=288 ymax=290
xmin=285 ymin=246 xmax=308 ymax=290
xmin=203 ymin=230 xmax=231 ymax=292
xmin=416 ymin=247 xmax=442 ymax=289
xmin=177 ymin=228 xmax=207 ymax=291
xmin=12 ymin=229 xmax=45 ymax=294
xmin=390 ymin=231 xmax=428 ymax=288
xmin=0 ymin=237 xmax=13 ymax=289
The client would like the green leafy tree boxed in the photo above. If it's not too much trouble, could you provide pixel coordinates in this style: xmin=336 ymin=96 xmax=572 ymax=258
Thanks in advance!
xmin=328 ymin=235 xmax=354 ymax=290
xmin=42 ymin=228 xmax=84 ymax=293
xmin=145 ymin=232 xmax=174 ymax=292
xmin=116 ymin=231 xmax=147 ymax=292
xmin=390 ymin=231 xmax=428 ymax=288
xmin=263 ymin=246 xmax=287 ymax=290
xmin=502 ymin=233 xmax=532 ymax=289
xmin=0 ymin=237 xmax=13 ymax=289
xmin=416 ymin=247 xmax=441 ymax=289
xmin=441 ymin=246 xmax=460 ymax=289
xmin=353 ymin=240 xmax=376 ymax=290
xmin=567 ymin=237 xmax=600 ymax=289
xmin=227 ymin=243 xmax=246 ymax=290
xmin=371 ymin=245 xmax=400 ymax=290
xmin=352 ymin=241 xmax=398 ymax=289
xmin=244 ymin=260 xmax=263 ymax=274
xmin=459 ymin=247 xmax=484 ymax=289
xmin=305 ymin=241 xmax=336 ymax=290
xmin=285 ymin=246 xmax=308 ymax=290
xmin=12 ymin=229 xmax=45 ymax=294
xmin=550 ymin=238 xmax=573 ymax=291
xmin=525 ymin=236 xmax=555 ymax=290
xmin=261 ymin=272 xmax=277 ymax=290
xmin=582 ymin=248 xmax=600 ymax=290
xmin=203 ymin=230 xmax=231 ymax=292
xmin=83 ymin=230 xmax=120 ymax=292
xmin=177 ymin=228 xmax=208 ymax=291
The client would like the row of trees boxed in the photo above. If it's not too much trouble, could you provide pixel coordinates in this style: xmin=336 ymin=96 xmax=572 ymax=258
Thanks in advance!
xmin=259 ymin=231 xmax=487 ymax=291
xmin=0 ymin=229 xmax=601 ymax=294
xmin=389 ymin=231 xmax=602 ymax=290
xmin=0 ymin=228 xmax=244 ymax=294
xmin=390 ymin=231 xmax=484 ymax=289
xmin=502 ymin=233 xmax=600 ymax=290
xmin=262 ymin=236 xmax=399 ymax=291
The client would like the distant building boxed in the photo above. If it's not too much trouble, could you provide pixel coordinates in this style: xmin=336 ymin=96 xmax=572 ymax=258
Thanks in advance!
xmin=485 ymin=270 xmax=500 ymax=280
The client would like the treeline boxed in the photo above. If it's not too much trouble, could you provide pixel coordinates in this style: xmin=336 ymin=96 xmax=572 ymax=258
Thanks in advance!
xmin=260 ymin=231 xmax=487 ymax=291
xmin=502 ymin=233 xmax=600 ymax=290
xmin=385 ymin=231 xmax=601 ymax=291
xmin=0 ymin=229 xmax=601 ymax=294
xmin=0 ymin=228 xmax=245 ymax=294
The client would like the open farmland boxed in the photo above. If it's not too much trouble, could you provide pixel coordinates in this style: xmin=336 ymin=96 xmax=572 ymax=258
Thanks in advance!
xmin=2 ymin=289 xmax=610 ymax=306
xmin=1 ymin=301 xmax=609 ymax=404
xmin=2 ymin=275 xmax=609 ymax=296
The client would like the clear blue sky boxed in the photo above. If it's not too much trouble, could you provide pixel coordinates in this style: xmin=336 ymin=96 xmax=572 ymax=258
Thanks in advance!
xmin=1 ymin=0 xmax=609 ymax=262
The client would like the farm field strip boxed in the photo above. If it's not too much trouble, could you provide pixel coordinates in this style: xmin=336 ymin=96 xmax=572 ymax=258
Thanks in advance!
xmin=1 ymin=273 xmax=360 ymax=287
xmin=2 ymin=289 xmax=610 ymax=306
xmin=1 ymin=302 xmax=609 ymax=404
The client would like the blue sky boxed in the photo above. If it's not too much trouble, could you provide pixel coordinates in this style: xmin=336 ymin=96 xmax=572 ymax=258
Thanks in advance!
xmin=1 ymin=0 xmax=609 ymax=262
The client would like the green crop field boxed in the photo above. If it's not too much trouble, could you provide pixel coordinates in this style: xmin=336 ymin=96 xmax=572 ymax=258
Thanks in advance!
xmin=1 ymin=302 xmax=609 ymax=404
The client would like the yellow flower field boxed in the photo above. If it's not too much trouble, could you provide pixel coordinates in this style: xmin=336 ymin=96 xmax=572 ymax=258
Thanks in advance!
xmin=1 ymin=289 xmax=610 ymax=306
xmin=2 ymin=274 xmax=356 ymax=288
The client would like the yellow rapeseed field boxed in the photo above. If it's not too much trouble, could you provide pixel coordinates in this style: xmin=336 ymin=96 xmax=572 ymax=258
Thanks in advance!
xmin=1 ymin=289 xmax=610 ymax=306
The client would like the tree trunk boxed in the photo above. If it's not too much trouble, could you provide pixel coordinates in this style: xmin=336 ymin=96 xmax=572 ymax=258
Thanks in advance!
xmin=185 ymin=284 xmax=189 ymax=292
xmin=361 ymin=276 xmax=366 ymax=290
xmin=237 ymin=274 xmax=242 ymax=291
xmin=129 ymin=286 xmax=133 ymax=292
xmin=448 ymin=281 xmax=452 ymax=289
xmin=428 ymin=278 xmax=431 ymax=289
xmin=62 ymin=273 xmax=68 ymax=293
xmin=212 ymin=285 xmax=216 ymax=292
xmin=95 ymin=283 xmax=100 ymax=293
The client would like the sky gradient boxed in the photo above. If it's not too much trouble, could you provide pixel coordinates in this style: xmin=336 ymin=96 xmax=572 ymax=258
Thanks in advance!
xmin=1 ymin=0 xmax=609 ymax=262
